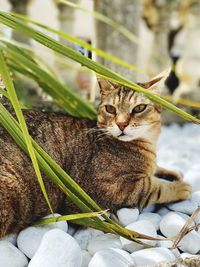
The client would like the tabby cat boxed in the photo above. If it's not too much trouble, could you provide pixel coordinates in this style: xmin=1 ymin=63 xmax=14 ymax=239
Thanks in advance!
xmin=0 ymin=69 xmax=192 ymax=238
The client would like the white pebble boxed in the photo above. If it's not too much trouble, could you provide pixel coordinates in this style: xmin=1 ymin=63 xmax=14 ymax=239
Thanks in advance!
xmin=131 ymin=247 xmax=176 ymax=266
xmin=73 ymin=228 xmax=103 ymax=250
xmin=141 ymin=204 xmax=155 ymax=213
xmin=67 ymin=224 xmax=78 ymax=236
xmin=160 ymin=212 xmax=186 ymax=237
xmin=81 ymin=250 xmax=92 ymax=267
xmin=175 ymin=211 xmax=195 ymax=227
xmin=184 ymin=171 xmax=200 ymax=192
xmin=88 ymin=248 xmax=135 ymax=267
xmin=87 ymin=233 xmax=122 ymax=255
xmin=160 ymin=212 xmax=200 ymax=254
xmin=116 ymin=208 xmax=139 ymax=226
xmin=170 ymin=159 xmax=190 ymax=173
xmin=179 ymin=229 xmax=200 ymax=254
xmin=0 ymin=233 xmax=17 ymax=245
xmin=157 ymin=207 xmax=171 ymax=217
xmin=17 ymin=213 xmax=68 ymax=259
xmin=157 ymin=234 xmax=180 ymax=258
xmin=120 ymin=220 xmax=157 ymax=253
xmin=167 ymin=198 xmax=197 ymax=215
xmin=0 ymin=241 xmax=28 ymax=267
xmin=28 ymin=229 xmax=82 ymax=267
xmin=138 ymin=212 xmax=161 ymax=231
xmin=191 ymin=191 xmax=200 ymax=206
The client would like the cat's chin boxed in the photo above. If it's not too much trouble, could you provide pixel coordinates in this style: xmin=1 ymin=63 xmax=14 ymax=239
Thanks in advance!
xmin=117 ymin=134 xmax=134 ymax=142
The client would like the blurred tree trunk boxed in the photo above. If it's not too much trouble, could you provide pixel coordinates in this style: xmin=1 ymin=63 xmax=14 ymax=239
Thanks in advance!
xmin=56 ymin=1 xmax=96 ymax=102
xmin=174 ymin=0 xmax=200 ymax=101
xmin=94 ymin=0 xmax=141 ymax=82
xmin=55 ymin=1 xmax=82 ymax=93
xmin=57 ymin=1 xmax=80 ymax=50
xmin=143 ymin=0 xmax=180 ymax=78
xmin=8 ymin=0 xmax=32 ymax=44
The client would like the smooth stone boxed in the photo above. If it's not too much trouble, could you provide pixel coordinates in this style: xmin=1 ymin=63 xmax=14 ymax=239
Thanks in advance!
xmin=67 ymin=224 xmax=78 ymax=236
xmin=116 ymin=208 xmax=139 ymax=226
xmin=88 ymin=248 xmax=135 ymax=267
xmin=191 ymin=164 xmax=200 ymax=172
xmin=170 ymin=159 xmax=190 ymax=173
xmin=43 ymin=213 xmax=68 ymax=232
xmin=120 ymin=220 xmax=157 ymax=253
xmin=111 ymin=248 xmax=135 ymax=264
xmin=81 ymin=250 xmax=92 ymax=267
xmin=28 ymin=229 xmax=82 ymax=267
xmin=184 ymin=171 xmax=200 ymax=192
xmin=160 ymin=212 xmax=200 ymax=254
xmin=179 ymin=229 xmax=200 ymax=254
xmin=141 ymin=204 xmax=155 ymax=213
xmin=167 ymin=198 xmax=198 ymax=215
xmin=87 ymin=233 xmax=122 ymax=255
xmin=194 ymin=211 xmax=200 ymax=224
xmin=0 ymin=241 xmax=28 ymax=267
xmin=157 ymin=234 xmax=180 ymax=258
xmin=131 ymin=247 xmax=176 ymax=266
xmin=167 ymin=191 xmax=200 ymax=215
xmin=73 ymin=227 xmax=103 ymax=250
xmin=138 ymin=212 xmax=161 ymax=231
xmin=191 ymin=191 xmax=200 ymax=206
xmin=175 ymin=211 xmax=195 ymax=227
xmin=17 ymin=213 xmax=68 ymax=259
xmin=0 ymin=233 xmax=17 ymax=245
xmin=157 ymin=207 xmax=171 ymax=217
xmin=160 ymin=212 xmax=186 ymax=237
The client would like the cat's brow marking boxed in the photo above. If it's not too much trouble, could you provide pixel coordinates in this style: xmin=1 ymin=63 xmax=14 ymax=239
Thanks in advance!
xmin=117 ymin=87 xmax=122 ymax=102
xmin=128 ymin=91 xmax=135 ymax=101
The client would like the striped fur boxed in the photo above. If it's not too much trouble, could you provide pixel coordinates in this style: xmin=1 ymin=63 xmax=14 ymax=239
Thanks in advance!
xmin=0 ymin=71 xmax=192 ymax=238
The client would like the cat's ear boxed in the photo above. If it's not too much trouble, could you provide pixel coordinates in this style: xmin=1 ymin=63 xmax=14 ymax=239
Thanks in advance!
xmin=138 ymin=68 xmax=171 ymax=95
xmin=97 ymin=77 xmax=118 ymax=96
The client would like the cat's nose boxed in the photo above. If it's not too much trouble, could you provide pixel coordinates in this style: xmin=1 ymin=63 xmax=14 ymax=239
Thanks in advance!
xmin=117 ymin=121 xmax=128 ymax=131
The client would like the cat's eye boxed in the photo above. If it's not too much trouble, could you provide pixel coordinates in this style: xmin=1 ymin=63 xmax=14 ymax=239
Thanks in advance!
xmin=132 ymin=104 xmax=147 ymax=114
xmin=105 ymin=105 xmax=116 ymax=114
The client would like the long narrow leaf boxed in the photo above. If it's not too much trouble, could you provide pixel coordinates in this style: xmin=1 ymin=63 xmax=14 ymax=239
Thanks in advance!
xmin=11 ymin=12 xmax=144 ymax=74
xmin=54 ymin=0 xmax=167 ymax=65
xmin=33 ymin=210 xmax=108 ymax=226
xmin=0 ymin=50 xmax=54 ymax=215
xmin=0 ymin=12 xmax=198 ymax=123
xmin=1 ymin=41 xmax=97 ymax=118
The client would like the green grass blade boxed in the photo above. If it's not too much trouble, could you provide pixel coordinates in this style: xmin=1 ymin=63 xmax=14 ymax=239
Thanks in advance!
xmin=54 ymin=0 xmax=167 ymax=66
xmin=33 ymin=210 xmax=107 ymax=226
xmin=0 ymin=50 xmax=54 ymax=215
xmin=1 ymin=41 xmax=97 ymax=118
xmin=0 ymin=12 xmax=199 ymax=123
xmin=11 ymin=12 xmax=144 ymax=74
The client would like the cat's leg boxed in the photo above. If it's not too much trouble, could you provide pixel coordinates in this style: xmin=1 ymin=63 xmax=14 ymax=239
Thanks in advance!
xmin=0 ymin=178 xmax=16 ymax=238
xmin=140 ymin=175 xmax=192 ymax=209
xmin=154 ymin=166 xmax=183 ymax=181
xmin=0 ymin=175 xmax=32 ymax=238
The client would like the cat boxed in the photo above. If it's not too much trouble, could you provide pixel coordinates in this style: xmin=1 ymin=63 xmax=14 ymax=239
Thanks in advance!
xmin=0 ymin=69 xmax=192 ymax=238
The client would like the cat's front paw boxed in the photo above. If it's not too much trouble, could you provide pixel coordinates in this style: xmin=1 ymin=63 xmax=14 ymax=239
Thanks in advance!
xmin=175 ymin=181 xmax=192 ymax=200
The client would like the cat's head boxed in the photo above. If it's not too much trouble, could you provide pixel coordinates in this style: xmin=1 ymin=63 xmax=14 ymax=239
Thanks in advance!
xmin=97 ymin=69 xmax=170 ymax=143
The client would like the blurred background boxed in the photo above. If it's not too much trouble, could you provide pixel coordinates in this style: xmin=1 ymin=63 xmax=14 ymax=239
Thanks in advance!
xmin=0 ymin=0 xmax=200 ymax=123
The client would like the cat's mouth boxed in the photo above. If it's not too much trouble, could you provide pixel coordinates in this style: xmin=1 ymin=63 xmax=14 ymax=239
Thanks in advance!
xmin=117 ymin=132 xmax=134 ymax=142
